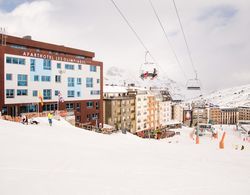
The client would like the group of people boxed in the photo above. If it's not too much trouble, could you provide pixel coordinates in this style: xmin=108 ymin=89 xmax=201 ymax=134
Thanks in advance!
xmin=20 ymin=112 xmax=54 ymax=126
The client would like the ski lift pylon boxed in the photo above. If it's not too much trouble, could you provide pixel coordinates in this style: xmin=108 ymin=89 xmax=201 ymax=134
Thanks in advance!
xmin=140 ymin=51 xmax=158 ymax=80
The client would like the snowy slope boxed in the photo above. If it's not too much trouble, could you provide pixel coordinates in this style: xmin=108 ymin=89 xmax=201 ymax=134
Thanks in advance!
xmin=188 ymin=84 xmax=250 ymax=107
xmin=0 ymin=118 xmax=249 ymax=195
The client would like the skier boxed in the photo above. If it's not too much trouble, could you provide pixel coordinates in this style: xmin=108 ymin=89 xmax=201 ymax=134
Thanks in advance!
xmin=48 ymin=112 xmax=53 ymax=126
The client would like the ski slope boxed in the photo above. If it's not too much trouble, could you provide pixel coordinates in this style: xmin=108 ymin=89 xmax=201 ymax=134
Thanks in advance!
xmin=190 ymin=84 xmax=250 ymax=107
xmin=0 ymin=118 xmax=249 ymax=195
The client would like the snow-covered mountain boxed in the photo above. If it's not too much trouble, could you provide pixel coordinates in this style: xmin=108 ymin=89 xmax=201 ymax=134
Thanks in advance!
xmin=190 ymin=84 xmax=250 ymax=107
xmin=104 ymin=66 xmax=185 ymax=100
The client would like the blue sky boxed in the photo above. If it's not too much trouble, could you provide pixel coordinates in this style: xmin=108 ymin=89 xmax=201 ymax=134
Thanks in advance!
xmin=0 ymin=0 xmax=28 ymax=12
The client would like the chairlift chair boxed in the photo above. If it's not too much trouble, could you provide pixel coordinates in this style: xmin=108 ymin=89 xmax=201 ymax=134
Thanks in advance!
xmin=140 ymin=51 xmax=158 ymax=80
xmin=186 ymin=72 xmax=201 ymax=90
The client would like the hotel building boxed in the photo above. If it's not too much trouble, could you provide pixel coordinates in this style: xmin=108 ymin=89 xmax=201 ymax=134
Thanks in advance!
xmin=0 ymin=34 xmax=103 ymax=126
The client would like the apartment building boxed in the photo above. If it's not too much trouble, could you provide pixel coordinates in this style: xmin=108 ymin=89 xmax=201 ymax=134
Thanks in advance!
xmin=221 ymin=107 xmax=238 ymax=124
xmin=103 ymin=86 xmax=136 ymax=132
xmin=208 ymin=107 xmax=221 ymax=124
xmin=135 ymin=89 xmax=149 ymax=133
xmin=192 ymin=107 xmax=208 ymax=126
xmin=0 ymin=34 xmax=103 ymax=126
xmin=172 ymin=104 xmax=184 ymax=123
xmin=238 ymin=106 xmax=250 ymax=123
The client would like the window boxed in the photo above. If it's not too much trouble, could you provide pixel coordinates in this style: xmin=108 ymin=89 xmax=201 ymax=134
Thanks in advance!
xmin=87 ymin=101 xmax=93 ymax=108
xmin=86 ymin=77 xmax=93 ymax=88
xmin=41 ymin=76 xmax=51 ymax=82
xmin=90 ymin=90 xmax=100 ymax=95
xmin=6 ymin=89 xmax=14 ymax=98
xmin=43 ymin=59 xmax=51 ymax=70
xmin=96 ymin=102 xmax=99 ymax=109
xmin=17 ymin=74 xmax=28 ymax=86
xmin=66 ymin=103 xmax=74 ymax=111
xmin=6 ymin=57 xmax=12 ymax=63
xmin=6 ymin=73 xmax=12 ymax=81
xmin=17 ymin=89 xmax=28 ymax=96
xmin=55 ymin=90 xmax=59 ymax=96
xmin=67 ymin=90 xmax=75 ymax=97
xmin=33 ymin=90 xmax=38 ymax=97
xmin=18 ymin=58 xmax=25 ymax=65
xmin=77 ymin=91 xmax=81 ymax=97
xmin=68 ymin=77 xmax=74 ymax=87
xmin=90 ymin=65 xmax=96 ymax=72
xmin=6 ymin=57 xmax=25 ymax=65
xmin=42 ymin=103 xmax=57 ymax=112
xmin=43 ymin=89 xmax=51 ymax=100
xmin=65 ymin=64 xmax=74 ymax=70
xmin=97 ymin=79 xmax=100 ymax=84
xmin=77 ymin=78 xmax=81 ymax=85
xmin=76 ymin=103 xmax=81 ymax=112
xmin=78 ymin=65 xmax=82 ymax=70
xmin=55 ymin=75 xmax=61 ymax=83
xmin=30 ymin=59 xmax=35 ymax=71
xmin=13 ymin=58 xmax=18 ymax=64
xmin=34 ymin=75 xmax=39 ymax=81
xmin=57 ymin=63 xmax=61 ymax=69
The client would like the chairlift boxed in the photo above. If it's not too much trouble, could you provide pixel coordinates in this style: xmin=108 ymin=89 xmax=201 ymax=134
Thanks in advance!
xmin=186 ymin=71 xmax=201 ymax=90
xmin=140 ymin=51 xmax=158 ymax=80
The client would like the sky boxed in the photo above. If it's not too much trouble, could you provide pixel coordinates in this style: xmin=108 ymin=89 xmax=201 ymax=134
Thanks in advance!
xmin=0 ymin=0 xmax=250 ymax=92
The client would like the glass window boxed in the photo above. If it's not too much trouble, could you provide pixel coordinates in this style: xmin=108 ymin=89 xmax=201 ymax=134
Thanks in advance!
xmin=43 ymin=89 xmax=51 ymax=100
xmin=6 ymin=73 xmax=12 ymax=80
xmin=30 ymin=59 xmax=35 ymax=71
xmin=43 ymin=59 xmax=51 ymax=70
xmin=90 ymin=65 xmax=97 ymax=72
xmin=18 ymin=58 xmax=25 ymax=65
xmin=6 ymin=89 xmax=14 ymax=98
xmin=66 ymin=103 xmax=74 ymax=111
xmin=34 ymin=75 xmax=39 ymax=81
xmin=41 ymin=76 xmax=51 ymax=82
xmin=77 ymin=78 xmax=81 ymax=85
xmin=6 ymin=57 xmax=25 ymax=65
xmin=87 ymin=101 xmax=93 ymax=108
xmin=55 ymin=90 xmax=59 ymax=96
xmin=77 ymin=91 xmax=81 ymax=97
xmin=55 ymin=75 xmax=61 ymax=83
xmin=86 ymin=77 xmax=93 ymax=88
xmin=65 ymin=64 xmax=74 ymax=70
xmin=97 ymin=79 xmax=100 ymax=84
xmin=68 ymin=77 xmax=74 ymax=87
xmin=13 ymin=57 xmax=18 ymax=64
xmin=33 ymin=90 xmax=38 ymax=97
xmin=57 ymin=63 xmax=61 ymax=69
xmin=78 ymin=65 xmax=82 ymax=70
xmin=90 ymin=90 xmax=100 ymax=95
xmin=6 ymin=57 xmax=12 ymax=63
xmin=17 ymin=89 xmax=28 ymax=96
xmin=67 ymin=90 xmax=75 ymax=97
xmin=17 ymin=74 xmax=28 ymax=86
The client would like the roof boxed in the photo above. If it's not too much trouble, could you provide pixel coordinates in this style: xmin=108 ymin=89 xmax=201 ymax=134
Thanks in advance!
xmin=104 ymin=85 xmax=127 ymax=93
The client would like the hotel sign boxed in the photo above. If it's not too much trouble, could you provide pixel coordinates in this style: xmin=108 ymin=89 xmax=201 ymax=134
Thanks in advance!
xmin=22 ymin=51 xmax=91 ymax=65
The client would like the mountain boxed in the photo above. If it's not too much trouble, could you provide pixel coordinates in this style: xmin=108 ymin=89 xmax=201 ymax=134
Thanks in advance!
xmin=104 ymin=66 xmax=186 ymax=100
xmin=189 ymin=84 xmax=250 ymax=107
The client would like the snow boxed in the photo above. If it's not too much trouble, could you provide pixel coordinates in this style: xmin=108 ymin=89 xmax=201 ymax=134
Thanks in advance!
xmin=104 ymin=85 xmax=127 ymax=93
xmin=0 ymin=118 xmax=250 ymax=195
xmin=189 ymin=84 xmax=250 ymax=107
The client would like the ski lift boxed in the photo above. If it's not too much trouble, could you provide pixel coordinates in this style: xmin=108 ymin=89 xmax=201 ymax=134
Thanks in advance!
xmin=140 ymin=51 xmax=158 ymax=80
xmin=186 ymin=71 xmax=201 ymax=90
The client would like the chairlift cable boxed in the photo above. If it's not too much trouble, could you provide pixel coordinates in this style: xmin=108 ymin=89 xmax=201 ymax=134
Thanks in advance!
xmin=149 ymin=0 xmax=187 ymax=81
xmin=110 ymin=0 xmax=155 ymax=63
xmin=172 ymin=0 xmax=197 ymax=76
